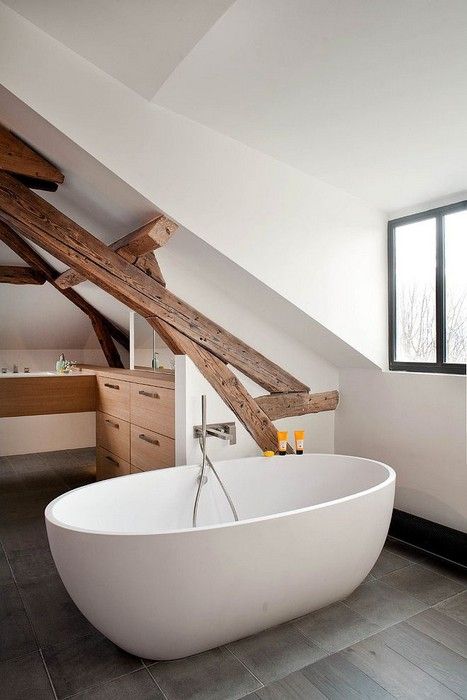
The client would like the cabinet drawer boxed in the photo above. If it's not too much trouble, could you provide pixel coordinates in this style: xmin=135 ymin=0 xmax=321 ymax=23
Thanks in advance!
xmin=96 ymin=411 xmax=130 ymax=462
xmin=96 ymin=447 xmax=130 ymax=481
xmin=131 ymin=424 xmax=175 ymax=471
xmin=97 ymin=376 xmax=130 ymax=421
xmin=130 ymin=383 xmax=174 ymax=438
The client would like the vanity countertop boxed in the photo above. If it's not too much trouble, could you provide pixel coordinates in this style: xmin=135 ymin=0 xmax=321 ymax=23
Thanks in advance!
xmin=75 ymin=365 xmax=175 ymax=389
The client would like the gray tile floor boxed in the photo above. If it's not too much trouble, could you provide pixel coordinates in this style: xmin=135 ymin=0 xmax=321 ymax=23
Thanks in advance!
xmin=0 ymin=448 xmax=466 ymax=699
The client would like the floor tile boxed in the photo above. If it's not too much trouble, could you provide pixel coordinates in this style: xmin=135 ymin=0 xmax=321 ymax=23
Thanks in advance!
xmin=301 ymin=652 xmax=392 ymax=698
xmin=381 ymin=562 xmax=464 ymax=605
xmin=242 ymin=671 xmax=326 ymax=699
xmin=0 ymin=545 xmax=13 ymax=585
xmin=377 ymin=620 xmax=467 ymax=697
xmin=43 ymin=631 xmax=142 ymax=699
xmin=435 ymin=591 xmax=467 ymax=625
xmin=0 ymin=514 xmax=49 ymax=556
xmin=70 ymin=668 xmax=164 ymax=699
xmin=0 ymin=651 xmax=55 ymax=699
xmin=343 ymin=626 xmax=461 ymax=699
xmin=419 ymin=555 xmax=467 ymax=587
xmin=407 ymin=608 xmax=467 ymax=658
xmin=228 ymin=622 xmax=327 ymax=684
xmin=293 ymin=601 xmax=381 ymax=653
xmin=344 ymin=579 xmax=427 ymax=627
xmin=7 ymin=452 xmax=48 ymax=472
xmin=0 ymin=581 xmax=37 ymax=661
xmin=8 ymin=547 xmax=57 ymax=586
xmin=384 ymin=537 xmax=427 ymax=563
xmin=19 ymin=570 xmax=97 ymax=646
xmin=148 ymin=646 xmax=261 ymax=700
xmin=370 ymin=546 xmax=412 ymax=578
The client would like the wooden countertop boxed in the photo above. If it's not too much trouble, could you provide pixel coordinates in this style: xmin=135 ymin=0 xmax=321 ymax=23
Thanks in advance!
xmin=75 ymin=365 xmax=175 ymax=389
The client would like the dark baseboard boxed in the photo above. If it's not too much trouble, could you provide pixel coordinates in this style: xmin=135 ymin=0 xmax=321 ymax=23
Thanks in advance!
xmin=389 ymin=509 xmax=467 ymax=568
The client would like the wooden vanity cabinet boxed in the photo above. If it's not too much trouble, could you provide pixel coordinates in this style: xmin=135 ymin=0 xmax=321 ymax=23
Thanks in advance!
xmin=95 ymin=370 xmax=175 ymax=480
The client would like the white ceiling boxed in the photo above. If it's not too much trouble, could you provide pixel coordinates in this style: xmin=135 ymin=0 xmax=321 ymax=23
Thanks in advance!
xmin=2 ymin=0 xmax=235 ymax=99
xmin=152 ymin=0 xmax=467 ymax=212
xmin=4 ymin=0 xmax=467 ymax=211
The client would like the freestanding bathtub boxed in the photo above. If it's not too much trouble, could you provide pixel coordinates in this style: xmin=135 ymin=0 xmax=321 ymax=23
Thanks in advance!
xmin=45 ymin=454 xmax=395 ymax=659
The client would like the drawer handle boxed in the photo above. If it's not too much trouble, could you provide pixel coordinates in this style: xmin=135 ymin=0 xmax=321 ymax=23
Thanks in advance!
xmin=138 ymin=390 xmax=160 ymax=399
xmin=104 ymin=419 xmax=119 ymax=429
xmin=139 ymin=433 xmax=160 ymax=446
xmin=104 ymin=383 xmax=120 ymax=390
xmin=105 ymin=455 xmax=119 ymax=465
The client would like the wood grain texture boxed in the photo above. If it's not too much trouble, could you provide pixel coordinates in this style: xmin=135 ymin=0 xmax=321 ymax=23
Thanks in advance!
xmin=0 ymin=174 xmax=306 ymax=393
xmin=130 ymin=382 xmax=174 ymax=439
xmin=256 ymin=390 xmax=339 ymax=420
xmin=0 ymin=123 xmax=64 ymax=185
xmin=0 ymin=221 xmax=128 ymax=357
xmin=0 ymin=375 xmax=96 ymax=417
xmin=130 ymin=423 xmax=175 ymax=471
xmin=96 ymin=410 xmax=130 ymax=462
xmin=90 ymin=316 xmax=124 ymax=368
xmin=96 ymin=375 xmax=131 ymax=422
xmin=55 ymin=216 xmax=176 ymax=288
xmin=96 ymin=446 xmax=131 ymax=481
xmin=153 ymin=319 xmax=280 ymax=452
xmin=0 ymin=265 xmax=45 ymax=284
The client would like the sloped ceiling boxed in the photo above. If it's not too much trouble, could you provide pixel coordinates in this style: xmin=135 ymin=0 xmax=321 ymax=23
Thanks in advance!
xmin=7 ymin=0 xmax=465 ymax=212
xmin=153 ymin=0 xmax=467 ymax=212
xmin=2 ymin=0 xmax=235 ymax=99
xmin=0 ymin=89 xmax=370 ymax=366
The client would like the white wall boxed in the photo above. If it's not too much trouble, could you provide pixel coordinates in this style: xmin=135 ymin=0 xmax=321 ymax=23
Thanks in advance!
xmin=335 ymin=369 xmax=467 ymax=533
xmin=0 ymin=348 xmax=109 ymax=456
xmin=176 ymin=356 xmax=335 ymax=467
xmin=0 ymin=3 xmax=387 ymax=368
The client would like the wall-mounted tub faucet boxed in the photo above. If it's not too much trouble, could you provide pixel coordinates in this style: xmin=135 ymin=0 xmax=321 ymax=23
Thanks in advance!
xmin=192 ymin=395 xmax=239 ymax=528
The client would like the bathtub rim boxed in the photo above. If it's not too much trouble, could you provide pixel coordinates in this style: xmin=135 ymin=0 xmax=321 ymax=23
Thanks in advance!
xmin=45 ymin=453 xmax=395 ymax=537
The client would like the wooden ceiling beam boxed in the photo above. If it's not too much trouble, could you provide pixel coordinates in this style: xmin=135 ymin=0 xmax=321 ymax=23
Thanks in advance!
xmin=150 ymin=318 xmax=279 ymax=452
xmin=55 ymin=216 xmax=177 ymax=289
xmin=0 ymin=124 xmax=64 ymax=189
xmin=0 ymin=173 xmax=308 ymax=393
xmin=256 ymin=390 xmax=339 ymax=420
xmin=0 ymin=265 xmax=46 ymax=285
xmin=0 ymin=220 xmax=127 ymax=367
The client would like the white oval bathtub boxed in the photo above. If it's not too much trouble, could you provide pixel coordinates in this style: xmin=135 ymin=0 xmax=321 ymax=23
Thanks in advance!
xmin=45 ymin=454 xmax=395 ymax=660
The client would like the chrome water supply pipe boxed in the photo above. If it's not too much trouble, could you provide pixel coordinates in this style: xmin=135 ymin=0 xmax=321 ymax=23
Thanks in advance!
xmin=192 ymin=395 xmax=239 ymax=528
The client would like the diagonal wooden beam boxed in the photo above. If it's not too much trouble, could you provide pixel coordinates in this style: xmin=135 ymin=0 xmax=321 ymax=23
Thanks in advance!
xmin=256 ymin=390 xmax=339 ymax=420
xmin=0 ymin=173 xmax=307 ymax=393
xmin=0 ymin=265 xmax=46 ymax=285
xmin=0 ymin=124 xmax=64 ymax=190
xmin=55 ymin=216 xmax=177 ymax=289
xmin=90 ymin=316 xmax=125 ymax=369
xmin=0 ymin=220 xmax=127 ymax=366
xmin=150 ymin=318 xmax=279 ymax=452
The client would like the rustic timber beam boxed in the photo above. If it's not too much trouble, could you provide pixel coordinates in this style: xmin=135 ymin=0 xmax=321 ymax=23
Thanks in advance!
xmin=256 ymin=390 xmax=339 ymax=420
xmin=0 ymin=124 xmax=64 ymax=190
xmin=90 ymin=316 xmax=124 ymax=369
xmin=0 ymin=173 xmax=307 ymax=393
xmin=55 ymin=216 xmax=177 ymax=289
xmin=150 ymin=318 xmax=279 ymax=452
xmin=0 ymin=265 xmax=46 ymax=285
xmin=0 ymin=220 xmax=127 ymax=366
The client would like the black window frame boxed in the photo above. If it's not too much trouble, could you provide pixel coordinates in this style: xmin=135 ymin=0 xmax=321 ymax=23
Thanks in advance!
xmin=388 ymin=201 xmax=466 ymax=375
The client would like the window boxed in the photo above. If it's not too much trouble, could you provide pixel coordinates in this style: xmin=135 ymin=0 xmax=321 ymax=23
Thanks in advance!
xmin=388 ymin=202 xmax=466 ymax=374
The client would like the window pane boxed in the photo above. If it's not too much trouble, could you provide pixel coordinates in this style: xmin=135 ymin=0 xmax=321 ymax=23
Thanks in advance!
xmin=445 ymin=210 xmax=467 ymax=364
xmin=395 ymin=218 xmax=436 ymax=363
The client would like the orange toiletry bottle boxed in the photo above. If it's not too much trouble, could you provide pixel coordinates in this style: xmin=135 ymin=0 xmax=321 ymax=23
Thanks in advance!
xmin=277 ymin=431 xmax=288 ymax=456
xmin=294 ymin=430 xmax=304 ymax=455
